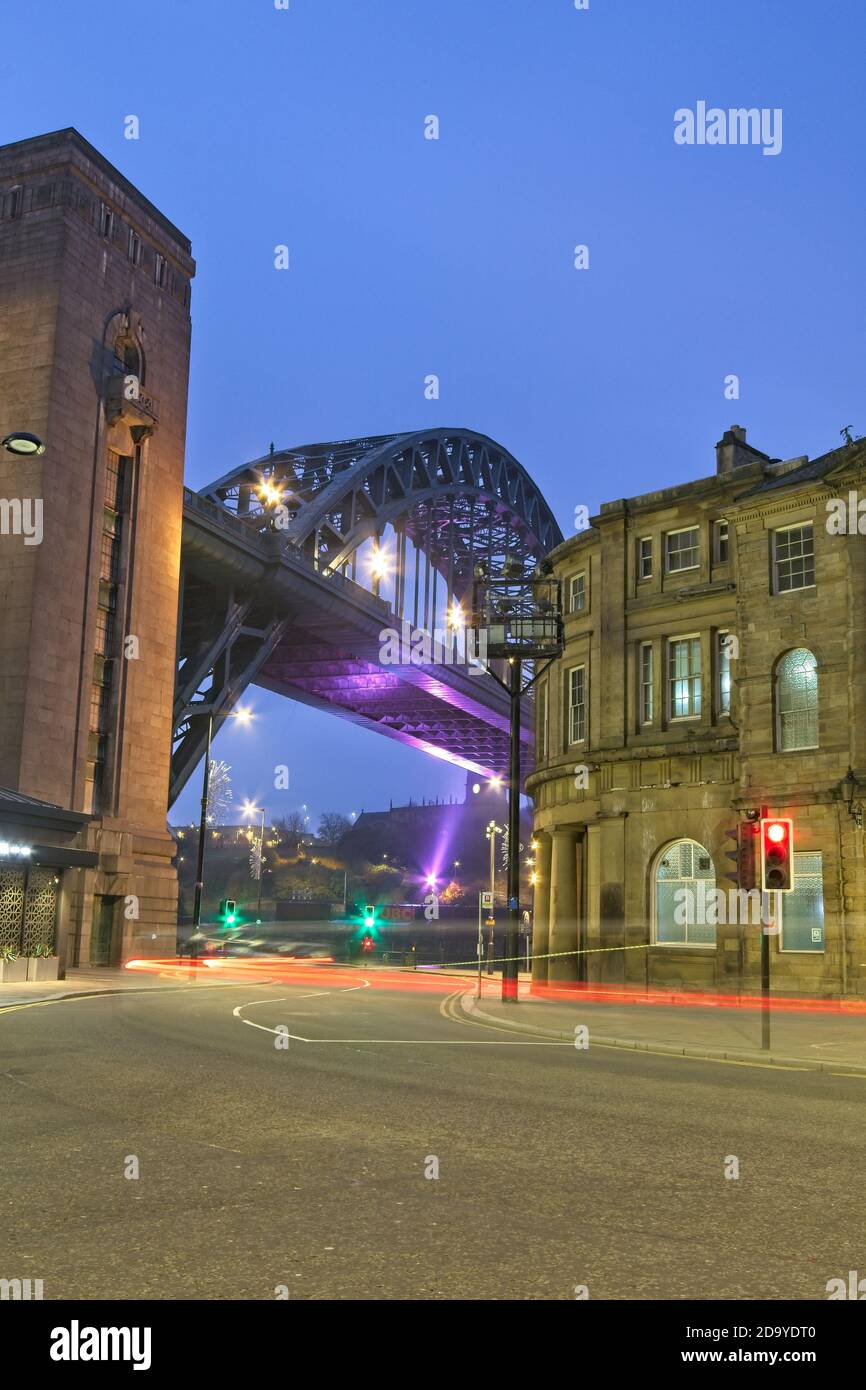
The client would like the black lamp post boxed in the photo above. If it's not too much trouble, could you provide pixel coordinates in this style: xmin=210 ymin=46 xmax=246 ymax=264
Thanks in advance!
xmin=472 ymin=559 xmax=563 ymax=1002
xmin=186 ymin=704 xmax=254 ymax=931
xmin=192 ymin=710 xmax=215 ymax=931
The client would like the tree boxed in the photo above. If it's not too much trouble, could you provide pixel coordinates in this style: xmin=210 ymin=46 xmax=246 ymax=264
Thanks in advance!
xmin=318 ymin=811 xmax=352 ymax=845
xmin=274 ymin=810 xmax=306 ymax=837
xmin=440 ymin=880 xmax=463 ymax=904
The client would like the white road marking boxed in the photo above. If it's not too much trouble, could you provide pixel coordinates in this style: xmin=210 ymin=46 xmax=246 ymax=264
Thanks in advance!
xmin=281 ymin=1038 xmax=572 ymax=1045
xmin=232 ymin=977 xmax=371 ymax=1037
xmin=232 ymin=987 xmax=570 ymax=1045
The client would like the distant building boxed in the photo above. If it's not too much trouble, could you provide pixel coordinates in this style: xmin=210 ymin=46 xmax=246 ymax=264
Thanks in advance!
xmin=528 ymin=427 xmax=866 ymax=996
xmin=339 ymin=772 xmax=532 ymax=901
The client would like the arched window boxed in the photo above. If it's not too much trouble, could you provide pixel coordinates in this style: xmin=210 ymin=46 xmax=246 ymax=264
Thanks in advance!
xmin=112 ymin=335 xmax=143 ymax=382
xmin=653 ymin=839 xmax=716 ymax=946
xmin=776 ymin=648 xmax=818 ymax=751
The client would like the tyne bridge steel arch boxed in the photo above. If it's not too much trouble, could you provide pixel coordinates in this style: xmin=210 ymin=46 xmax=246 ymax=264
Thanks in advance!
xmin=172 ymin=429 xmax=563 ymax=805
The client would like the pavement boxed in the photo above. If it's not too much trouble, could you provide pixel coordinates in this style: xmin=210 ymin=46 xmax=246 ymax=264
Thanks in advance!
xmin=0 ymin=965 xmax=213 ymax=1008
xmin=457 ymin=977 xmax=866 ymax=1075
xmin=3 ymin=961 xmax=866 ymax=1300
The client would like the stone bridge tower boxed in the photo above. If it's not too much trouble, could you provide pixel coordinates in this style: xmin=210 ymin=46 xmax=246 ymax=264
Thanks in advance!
xmin=0 ymin=129 xmax=194 ymax=965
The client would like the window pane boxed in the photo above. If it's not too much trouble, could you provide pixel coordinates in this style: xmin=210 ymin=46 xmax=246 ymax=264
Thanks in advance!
xmin=775 ymin=525 xmax=815 ymax=592
xmin=569 ymin=667 xmax=585 ymax=742
xmin=666 ymin=528 xmax=699 ymax=572
xmin=777 ymin=648 xmax=818 ymax=750
xmin=656 ymin=882 xmax=686 ymax=943
xmin=655 ymin=839 xmax=716 ymax=946
xmin=669 ymin=638 xmax=701 ymax=718
xmin=781 ymin=853 xmax=824 ymax=952
xmin=640 ymin=644 xmax=653 ymax=723
xmin=639 ymin=538 xmax=652 ymax=579
xmin=718 ymin=633 xmax=731 ymax=714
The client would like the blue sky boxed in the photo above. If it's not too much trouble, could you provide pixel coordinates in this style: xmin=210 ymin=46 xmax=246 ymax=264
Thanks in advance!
xmin=6 ymin=0 xmax=865 ymax=827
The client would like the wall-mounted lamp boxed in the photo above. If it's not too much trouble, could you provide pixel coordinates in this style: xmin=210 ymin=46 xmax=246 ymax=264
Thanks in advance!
xmin=841 ymin=767 xmax=864 ymax=830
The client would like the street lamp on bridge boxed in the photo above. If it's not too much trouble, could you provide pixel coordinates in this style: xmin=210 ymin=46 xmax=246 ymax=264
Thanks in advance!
xmin=473 ymin=559 xmax=563 ymax=1002
xmin=368 ymin=541 xmax=392 ymax=598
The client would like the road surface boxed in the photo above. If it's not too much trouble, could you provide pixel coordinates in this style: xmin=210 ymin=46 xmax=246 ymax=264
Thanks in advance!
xmin=1 ymin=964 xmax=862 ymax=1300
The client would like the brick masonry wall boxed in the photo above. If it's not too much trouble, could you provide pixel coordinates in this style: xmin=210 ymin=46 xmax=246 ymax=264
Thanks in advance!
xmin=0 ymin=131 xmax=195 ymax=962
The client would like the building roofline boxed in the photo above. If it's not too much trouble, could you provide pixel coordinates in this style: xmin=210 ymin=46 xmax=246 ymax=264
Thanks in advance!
xmin=0 ymin=128 xmax=192 ymax=254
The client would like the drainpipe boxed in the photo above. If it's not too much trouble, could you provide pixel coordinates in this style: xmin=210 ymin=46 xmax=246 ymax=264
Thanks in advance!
xmin=834 ymin=802 xmax=848 ymax=998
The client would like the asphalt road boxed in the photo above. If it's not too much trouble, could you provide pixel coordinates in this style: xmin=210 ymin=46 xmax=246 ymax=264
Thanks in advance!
xmin=2 ymin=965 xmax=864 ymax=1301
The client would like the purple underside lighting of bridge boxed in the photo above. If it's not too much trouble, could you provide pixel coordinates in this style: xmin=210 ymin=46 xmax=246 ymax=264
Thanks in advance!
xmin=257 ymin=638 xmax=516 ymax=775
xmin=171 ymin=429 xmax=563 ymax=804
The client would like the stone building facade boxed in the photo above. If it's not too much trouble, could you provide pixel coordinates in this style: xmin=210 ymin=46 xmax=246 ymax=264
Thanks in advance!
xmin=0 ymin=129 xmax=194 ymax=966
xmin=527 ymin=427 xmax=866 ymax=998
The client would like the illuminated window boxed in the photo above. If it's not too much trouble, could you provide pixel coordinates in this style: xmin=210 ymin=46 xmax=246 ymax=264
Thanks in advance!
xmin=654 ymin=839 xmax=716 ymax=947
xmin=717 ymin=632 xmax=731 ymax=716
xmin=668 ymin=636 xmax=701 ymax=719
xmin=779 ymin=853 xmax=824 ymax=953
xmin=776 ymin=648 xmax=818 ymax=751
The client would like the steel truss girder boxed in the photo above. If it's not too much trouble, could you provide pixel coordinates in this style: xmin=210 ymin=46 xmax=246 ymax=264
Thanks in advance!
xmin=200 ymin=430 xmax=563 ymax=581
xmin=170 ymin=599 xmax=287 ymax=806
xmin=173 ymin=428 xmax=560 ymax=804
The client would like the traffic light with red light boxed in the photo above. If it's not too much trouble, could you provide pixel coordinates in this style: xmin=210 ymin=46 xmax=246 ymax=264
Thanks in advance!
xmin=760 ymin=818 xmax=793 ymax=892
xmin=361 ymin=934 xmax=374 ymax=953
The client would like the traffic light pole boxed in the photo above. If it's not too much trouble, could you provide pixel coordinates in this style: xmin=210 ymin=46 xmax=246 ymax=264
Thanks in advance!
xmin=503 ymin=658 xmax=522 ymax=1003
xmin=760 ymin=893 xmax=775 ymax=1051
xmin=192 ymin=710 xmax=214 ymax=931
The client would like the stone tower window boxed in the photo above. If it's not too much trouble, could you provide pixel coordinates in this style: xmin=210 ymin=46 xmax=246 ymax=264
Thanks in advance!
xmin=112 ymin=335 xmax=143 ymax=383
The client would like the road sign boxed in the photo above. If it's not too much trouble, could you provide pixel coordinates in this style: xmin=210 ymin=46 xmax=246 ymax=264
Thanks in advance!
xmin=481 ymin=890 xmax=493 ymax=909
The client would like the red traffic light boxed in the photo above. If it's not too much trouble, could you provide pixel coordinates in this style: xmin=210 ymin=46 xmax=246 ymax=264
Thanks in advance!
xmin=361 ymin=934 xmax=374 ymax=952
xmin=760 ymin=818 xmax=793 ymax=892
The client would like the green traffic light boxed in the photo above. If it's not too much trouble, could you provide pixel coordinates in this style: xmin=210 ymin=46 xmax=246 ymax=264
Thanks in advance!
xmin=364 ymin=915 xmax=374 ymax=929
